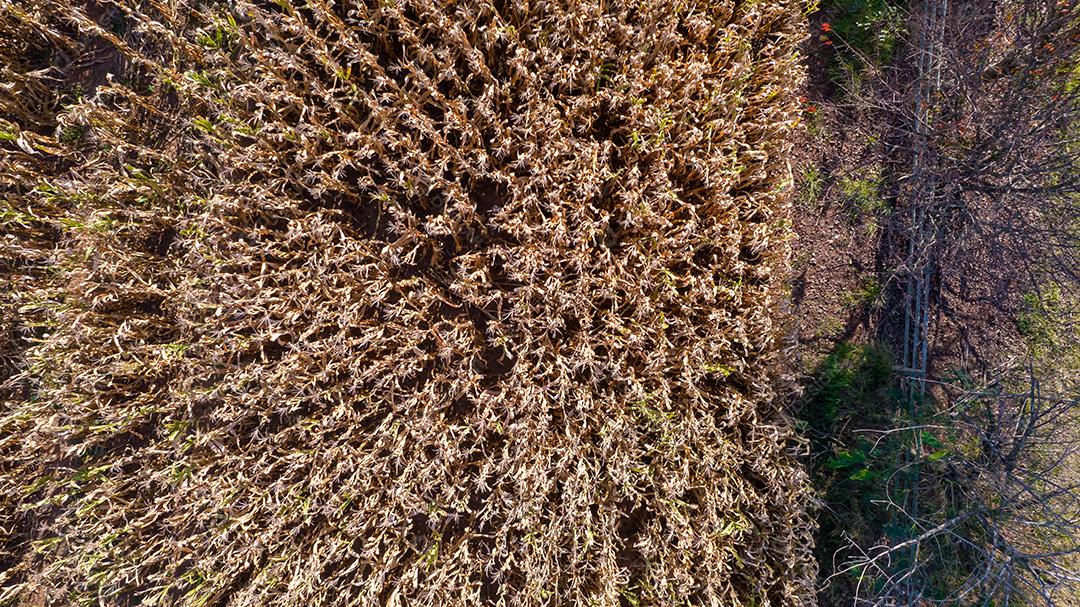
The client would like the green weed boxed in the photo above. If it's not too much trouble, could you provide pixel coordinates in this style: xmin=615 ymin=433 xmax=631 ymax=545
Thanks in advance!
xmin=805 ymin=341 xmax=893 ymax=423
xmin=1017 ymin=284 xmax=1080 ymax=375
xmin=60 ymin=124 xmax=86 ymax=143
xmin=839 ymin=168 xmax=887 ymax=216
xmin=843 ymin=276 xmax=883 ymax=309
xmin=798 ymin=165 xmax=825 ymax=208
xmin=1017 ymin=287 xmax=1061 ymax=354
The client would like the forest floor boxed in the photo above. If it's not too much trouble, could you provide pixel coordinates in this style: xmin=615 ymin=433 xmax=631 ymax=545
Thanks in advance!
xmin=789 ymin=4 xmax=1079 ymax=604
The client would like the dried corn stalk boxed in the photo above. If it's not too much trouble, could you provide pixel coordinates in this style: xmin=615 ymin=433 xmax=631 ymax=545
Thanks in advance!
xmin=0 ymin=0 xmax=814 ymax=605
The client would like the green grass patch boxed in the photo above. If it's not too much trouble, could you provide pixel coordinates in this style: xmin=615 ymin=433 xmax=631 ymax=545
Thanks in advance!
xmin=798 ymin=165 xmax=825 ymax=208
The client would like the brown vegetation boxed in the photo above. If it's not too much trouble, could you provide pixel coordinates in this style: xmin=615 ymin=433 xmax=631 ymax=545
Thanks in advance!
xmin=0 ymin=1 xmax=815 ymax=605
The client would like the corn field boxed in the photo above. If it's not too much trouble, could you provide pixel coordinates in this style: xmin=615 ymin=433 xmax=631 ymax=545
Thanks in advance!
xmin=0 ymin=1 xmax=816 ymax=606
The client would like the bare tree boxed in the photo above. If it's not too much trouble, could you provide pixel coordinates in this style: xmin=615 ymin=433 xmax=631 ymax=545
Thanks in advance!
xmin=831 ymin=363 xmax=1080 ymax=606
xmin=815 ymin=0 xmax=1080 ymax=603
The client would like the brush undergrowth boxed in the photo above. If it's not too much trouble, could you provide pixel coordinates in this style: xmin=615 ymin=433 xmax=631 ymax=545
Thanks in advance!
xmin=0 ymin=1 xmax=814 ymax=605
xmin=799 ymin=343 xmax=894 ymax=592
xmin=803 ymin=340 xmax=1080 ymax=604
xmin=821 ymin=0 xmax=907 ymax=75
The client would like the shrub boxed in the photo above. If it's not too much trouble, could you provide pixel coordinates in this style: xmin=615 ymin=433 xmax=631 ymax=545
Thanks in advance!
xmin=843 ymin=276 xmax=884 ymax=309
xmin=822 ymin=0 xmax=907 ymax=70
xmin=802 ymin=341 xmax=893 ymax=429
xmin=0 ymin=1 xmax=815 ymax=606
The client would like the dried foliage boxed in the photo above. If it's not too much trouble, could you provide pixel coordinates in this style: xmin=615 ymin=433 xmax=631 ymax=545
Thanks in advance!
xmin=0 ymin=1 xmax=814 ymax=605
